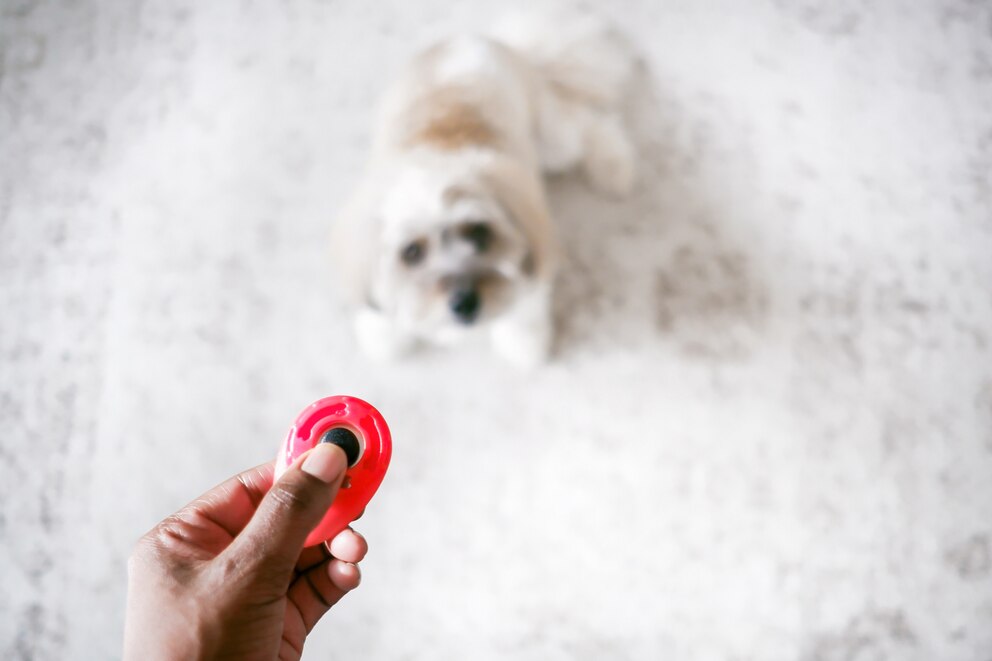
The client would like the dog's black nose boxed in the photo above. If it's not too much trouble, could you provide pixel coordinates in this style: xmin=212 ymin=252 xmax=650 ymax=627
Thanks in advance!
xmin=449 ymin=288 xmax=481 ymax=324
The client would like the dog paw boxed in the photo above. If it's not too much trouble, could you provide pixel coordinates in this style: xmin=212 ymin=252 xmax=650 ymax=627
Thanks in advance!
xmin=583 ymin=113 xmax=636 ymax=197
xmin=354 ymin=308 xmax=413 ymax=362
xmin=491 ymin=317 xmax=552 ymax=369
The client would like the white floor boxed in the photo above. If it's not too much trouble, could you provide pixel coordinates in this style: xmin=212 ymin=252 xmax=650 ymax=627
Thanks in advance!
xmin=2 ymin=1 xmax=991 ymax=659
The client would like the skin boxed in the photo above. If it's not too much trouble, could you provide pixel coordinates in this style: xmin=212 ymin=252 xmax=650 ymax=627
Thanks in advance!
xmin=124 ymin=444 xmax=367 ymax=660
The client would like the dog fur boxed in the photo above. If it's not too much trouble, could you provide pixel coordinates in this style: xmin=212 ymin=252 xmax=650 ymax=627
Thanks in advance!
xmin=331 ymin=11 xmax=637 ymax=367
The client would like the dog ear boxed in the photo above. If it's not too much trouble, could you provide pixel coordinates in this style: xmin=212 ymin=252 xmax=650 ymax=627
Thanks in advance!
xmin=330 ymin=183 xmax=382 ymax=307
xmin=480 ymin=155 xmax=560 ymax=280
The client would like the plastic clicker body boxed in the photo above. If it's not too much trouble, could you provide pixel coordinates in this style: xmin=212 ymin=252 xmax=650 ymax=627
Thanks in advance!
xmin=275 ymin=395 xmax=392 ymax=547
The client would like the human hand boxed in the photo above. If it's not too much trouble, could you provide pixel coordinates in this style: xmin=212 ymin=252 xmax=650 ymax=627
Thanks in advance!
xmin=123 ymin=443 xmax=367 ymax=660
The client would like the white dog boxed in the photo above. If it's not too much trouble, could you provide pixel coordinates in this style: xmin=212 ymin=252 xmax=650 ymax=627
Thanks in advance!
xmin=331 ymin=12 xmax=637 ymax=367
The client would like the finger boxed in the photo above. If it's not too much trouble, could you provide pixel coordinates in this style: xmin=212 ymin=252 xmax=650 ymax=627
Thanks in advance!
xmin=186 ymin=462 xmax=275 ymax=538
xmin=329 ymin=558 xmax=362 ymax=592
xmin=287 ymin=558 xmax=361 ymax=634
xmin=328 ymin=527 xmax=368 ymax=564
xmin=295 ymin=540 xmax=332 ymax=574
xmin=141 ymin=462 xmax=275 ymax=559
xmin=221 ymin=444 xmax=348 ymax=587
xmin=294 ymin=527 xmax=367 ymax=573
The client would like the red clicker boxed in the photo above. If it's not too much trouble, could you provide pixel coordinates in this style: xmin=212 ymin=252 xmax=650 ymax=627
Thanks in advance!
xmin=275 ymin=395 xmax=392 ymax=547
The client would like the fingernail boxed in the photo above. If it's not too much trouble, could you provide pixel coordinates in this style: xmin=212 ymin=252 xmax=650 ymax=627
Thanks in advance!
xmin=301 ymin=443 xmax=348 ymax=483
xmin=328 ymin=559 xmax=361 ymax=591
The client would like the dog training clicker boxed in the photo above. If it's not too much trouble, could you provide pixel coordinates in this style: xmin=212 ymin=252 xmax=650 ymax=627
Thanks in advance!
xmin=275 ymin=396 xmax=392 ymax=547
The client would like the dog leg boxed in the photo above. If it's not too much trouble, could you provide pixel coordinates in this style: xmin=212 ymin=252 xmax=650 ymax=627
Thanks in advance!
xmin=582 ymin=111 xmax=636 ymax=197
xmin=490 ymin=285 xmax=553 ymax=368
xmin=354 ymin=307 xmax=415 ymax=362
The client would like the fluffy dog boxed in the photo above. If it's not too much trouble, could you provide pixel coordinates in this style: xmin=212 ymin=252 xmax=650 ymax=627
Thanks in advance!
xmin=331 ymin=12 xmax=637 ymax=367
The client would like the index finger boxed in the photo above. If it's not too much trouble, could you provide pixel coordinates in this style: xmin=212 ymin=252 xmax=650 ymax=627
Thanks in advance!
xmin=183 ymin=462 xmax=276 ymax=539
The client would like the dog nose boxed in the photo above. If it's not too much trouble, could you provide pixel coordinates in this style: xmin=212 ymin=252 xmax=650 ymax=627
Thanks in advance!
xmin=449 ymin=288 xmax=481 ymax=323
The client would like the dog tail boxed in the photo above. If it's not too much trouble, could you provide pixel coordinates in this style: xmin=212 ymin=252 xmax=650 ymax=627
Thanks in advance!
xmin=490 ymin=9 xmax=638 ymax=195
xmin=491 ymin=9 xmax=635 ymax=109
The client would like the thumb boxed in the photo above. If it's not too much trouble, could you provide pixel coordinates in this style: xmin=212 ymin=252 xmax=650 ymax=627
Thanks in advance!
xmin=223 ymin=443 xmax=348 ymax=588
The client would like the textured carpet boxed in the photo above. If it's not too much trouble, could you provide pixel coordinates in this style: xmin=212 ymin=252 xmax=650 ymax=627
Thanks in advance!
xmin=2 ymin=1 xmax=990 ymax=659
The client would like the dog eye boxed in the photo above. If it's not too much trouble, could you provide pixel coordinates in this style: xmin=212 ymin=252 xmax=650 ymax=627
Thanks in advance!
xmin=400 ymin=239 xmax=426 ymax=266
xmin=461 ymin=222 xmax=492 ymax=253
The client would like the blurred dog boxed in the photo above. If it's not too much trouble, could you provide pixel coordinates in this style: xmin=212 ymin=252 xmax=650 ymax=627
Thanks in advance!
xmin=331 ymin=11 xmax=637 ymax=367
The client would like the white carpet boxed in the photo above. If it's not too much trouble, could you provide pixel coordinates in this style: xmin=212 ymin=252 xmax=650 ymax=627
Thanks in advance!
xmin=2 ymin=1 xmax=991 ymax=659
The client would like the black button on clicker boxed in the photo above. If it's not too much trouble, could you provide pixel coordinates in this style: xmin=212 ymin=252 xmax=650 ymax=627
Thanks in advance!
xmin=319 ymin=427 xmax=361 ymax=467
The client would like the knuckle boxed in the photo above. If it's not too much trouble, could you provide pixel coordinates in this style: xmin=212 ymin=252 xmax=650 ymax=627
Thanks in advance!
xmin=131 ymin=523 xmax=172 ymax=563
xmin=267 ymin=479 xmax=319 ymax=517
xmin=128 ymin=521 xmax=200 ymax=586
xmin=144 ymin=516 xmax=188 ymax=551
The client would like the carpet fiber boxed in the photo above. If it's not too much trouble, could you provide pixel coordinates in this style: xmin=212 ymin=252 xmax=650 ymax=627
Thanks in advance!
xmin=2 ymin=1 xmax=991 ymax=659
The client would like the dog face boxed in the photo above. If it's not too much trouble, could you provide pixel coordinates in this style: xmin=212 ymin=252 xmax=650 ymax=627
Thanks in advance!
xmin=363 ymin=166 xmax=536 ymax=341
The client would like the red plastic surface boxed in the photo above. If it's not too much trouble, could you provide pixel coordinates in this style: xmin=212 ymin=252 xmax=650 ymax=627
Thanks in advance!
xmin=275 ymin=395 xmax=392 ymax=547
